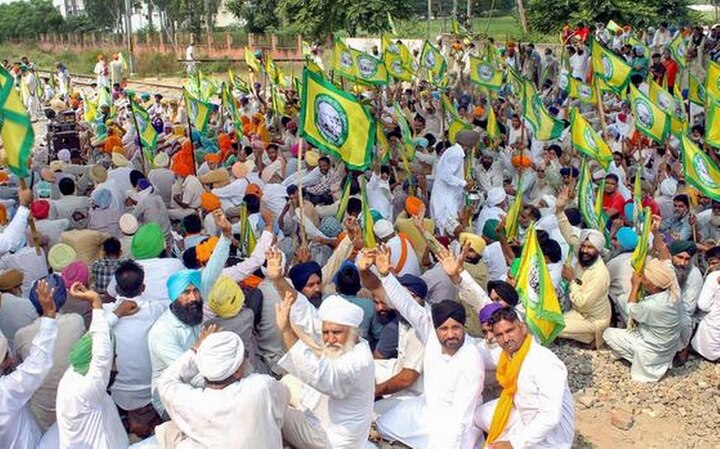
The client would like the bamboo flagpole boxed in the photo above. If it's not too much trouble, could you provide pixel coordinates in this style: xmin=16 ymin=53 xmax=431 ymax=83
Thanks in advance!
xmin=128 ymin=95 xmax=147 ymax=176
xmin=296 ymin=139 xmax=308 ymax=246
xmin=18 ymin=179 xmax=41 ymax=255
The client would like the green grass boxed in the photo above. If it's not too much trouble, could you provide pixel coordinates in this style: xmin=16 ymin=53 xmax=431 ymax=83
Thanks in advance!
xmin=386 ymin=15 xmax=555 ymax=43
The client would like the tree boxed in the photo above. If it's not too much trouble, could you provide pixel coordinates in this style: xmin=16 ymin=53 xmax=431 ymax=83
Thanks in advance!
xmin=0 ymin=0 xmax=65 ymax=41
xmin=83 ymin=0 xmax=126 ymax=31
xmin=226 ymin=0 xmax=279 ymax=33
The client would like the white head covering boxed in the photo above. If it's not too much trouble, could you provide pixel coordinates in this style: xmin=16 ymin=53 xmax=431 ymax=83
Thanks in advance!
xmin=57 ymin=149 xmax=71 ymax=162
xmin=373 ymin=219 xmax=394 ymax=239
xmin=0 ymin=329 xmax=7 ymax=362
xmin=580 ymin=229 xmax=606 ymax=251
xmin=154 ymin=152 xmax=169 ymax=168
xmin=540 ymin=194 xmax=557 ymax=210
xmin=486 ymin=187 xmax=506 ymax=207
xmin=660 ymin=178 xmax=678 ymax=197
xmin=196 ymin=332 xmax=245 ymax=382
xmin=318 ymin=295 xmax=364 ymax=327
xmin=112 ymin=152 xmax=131 ymax=168
xmin=119 ymin=213 xmax=138 ymax=235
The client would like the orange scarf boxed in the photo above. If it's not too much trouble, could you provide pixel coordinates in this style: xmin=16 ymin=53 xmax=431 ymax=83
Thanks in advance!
xmin=485 ymin=334 xmax=532 ymax=445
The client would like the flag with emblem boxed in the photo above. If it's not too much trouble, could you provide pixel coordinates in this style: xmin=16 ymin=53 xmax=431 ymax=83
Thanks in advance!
xmin=681 ymin=134 xmax=720 ymax=201
xmin=184 ymin=88 xmax=212 ymax=133
xmin=0 ymin=66 xmax=34 ymax=178
xmin=350 ymin=48 xmax=388 ymax=86
xmin=522 ymin=80 xmax=565 ymax=141
xmin=668 ymin=33 xmax=687 ymax=68
xmin=130 ymin=97 xmax=158 ymax=152
xmin=393 ymin=101 xmax=416 ymax=160
xmin=383 ymin=36 xmax=415 ymax=81
xmin=591 ymin=39 xmax=631 ymax=93
xmin=648 ymin=77 xmax=676 ymax=116
xmin=469 ymin=56 xmax=503 ymax=91
xmin=266 ymin=56 xmax=282 ymax=85
xmin=570 ymin=108 xmax=612 ymax=170
xmin=630 ymin=84 xmax=669 ymax=143
xmin=671 ymin=83 xmax=688 ymax=136
xmin=688 ymin=73 xmax=707 ymax=106
xmin=198 ymin=71 xmax=219 ymax=101
xmin=568 ymin=76 xmax=597 ymax=104
xmin=299 ymin=69 xmax=375 ymax=170
xmin=515 ymin=222 xmax=565 ymax=345
xmin=333 ymin=39 xmax=358 ymax=80
xmin=360 ymin=176 xmax=377 ymax=248
xmin=707 ymin=61 xmax=720 ymax=103
xmin=244 ymin=48 xmax=261 ymax=73
xmin=706 ymin=101 xmax=720 ymax=147
xmin=578 ymin=158 xmax=602 ymax=229
xmin=420 ymin=40 xmax=447 ymax=83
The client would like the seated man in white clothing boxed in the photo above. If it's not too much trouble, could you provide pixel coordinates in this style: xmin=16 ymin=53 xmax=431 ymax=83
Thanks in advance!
xmin=156 ymin=330 xmax=289 ymax=448
xmin=267 ymin=247 xmax=375 ymax=449
xmin=0 ymin=279 xmax=58 ymax=449
xmin=476 ymin=307 xmax=575 ymax=449
xmin=373 ymin=219 xmax=421 ymax=277
xmin=361 ymin=245 xmax=485 ymax=449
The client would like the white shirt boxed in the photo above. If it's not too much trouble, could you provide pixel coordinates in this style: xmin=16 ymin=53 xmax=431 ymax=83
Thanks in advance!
xmin=104 ymin=297 xmax=168 ymax=411
xmin=692 ymin=271 xmax=720 ymax=361
xmin=212 ymin=178 xmax=249 ymax=211
xmin=367 ymin=172 xmax=393 ymax=220
xmin=280 ymin=292 xmax=375 ymax=449
xmin=222 ymin=230 xmax=274 ymax=282
xmin=483 ymin=241 xmax=508 ymax=281
xmin=0 ymin=317 xmax=57 ymax=449
xmin=185 ymin=45 xmax=195 ymax=61
xmin=0 ymin=206 xmax=29 ymax=256
xmin=0 ymin=246 xmax=49 ymax=296
xmin=0 ymin=293 xmax=37 ymax=352
xmin=607 ymin=252 xmax=634 ymax=302
xmin=107 ymin=257 xmax=184 ymax=301
xmin=158 ymin=351 xmax=289 ymax=448
xmin=56 ymin=310 xmax=129 ymax=449
xmin=429 ymin=144 xmax=466 ymax=235
xmin=380 ymin=273 xmax=484 ymax=449
xmin=386 ymin=234 xmax=421 ymax=277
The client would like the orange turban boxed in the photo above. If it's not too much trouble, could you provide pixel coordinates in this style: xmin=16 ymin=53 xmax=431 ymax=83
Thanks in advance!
xmin=103 ymin=135 xmax=123 ymax=154
xmin=246 ymin=183 xmax=262 ymax=198
xmin=196 ymin=237 xmax=219 ymax=264
xmin=0 ymin=204 xmax=7 ymax=225
xmin=511 ymin=154 xmax=532 ymax=168
xmin=205 ymin=153 xmax=221 ymax=164
xmin=473 ymin=106 xmax=485 ymax=118
xmin=171 ymin=141 xmax=195 ymax=177
xmin=405 ymin=196 xmax=424 ymax=216
xmin=0 ymin=172 xmax=9 ymax=184
xmin=240 ymin=274 xmax=263 ymax=289
xmin=218 ymin=133 xmax=232 ymax=151
xmin=201 ymin=192 xmax=221 ymax=212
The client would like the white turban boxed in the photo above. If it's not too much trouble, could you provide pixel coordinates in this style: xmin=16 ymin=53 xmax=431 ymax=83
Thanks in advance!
xmin=540 ymin=194 xmax=556 ymax=210
xmin=660 ymin=178 xmax=678 ymax=197
xmin=580 ymin=229 xmax=606 ymax=251
xmin=486 ymin=187 xmax=506 ymax=207
xmin=119 ymin=213 xmax=138 ymax=235
xmin=0 ymin=329 xmax=7 ymax=362
xmin=373 ymin=219 xmax=394 ymax=239
xmin=318 ymin=295 xmax=364 ymax=328
xmin=196 ymin=332 xmax=245 ymax=382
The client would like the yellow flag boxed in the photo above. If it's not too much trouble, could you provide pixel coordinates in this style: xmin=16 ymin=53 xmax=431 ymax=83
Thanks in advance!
xmin=591 ymin=39 xmax=631 ymax=93
xmin=707 ymin=61 xmax=720 ymax=103
xmin=629 ymin=84 xmax=669 ymax=143
xmin=0 ymin=67 xmax=34 ymax=178
xmin=244 ymin=48 xmax=261 ymax=73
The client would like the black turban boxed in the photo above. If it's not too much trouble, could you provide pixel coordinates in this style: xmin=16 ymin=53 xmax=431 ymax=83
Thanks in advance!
xmin=398 ymin=274 xmax=428 ymax=300
xmin=431 ymin=300 xmax=466 ymax=328
xmin=487 ymin=280 xmax=519 ymax=307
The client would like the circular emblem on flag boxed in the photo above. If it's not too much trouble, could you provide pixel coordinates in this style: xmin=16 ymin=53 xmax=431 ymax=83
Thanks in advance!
xmin=583 ymin=128 xmax=599 ymax=151
xmin=657 ymin=92 xmax=671 ymax=111
xmin=677 ymin=41 xmax=686 ymax=58
xmin=526 ymin=257 xmax=540 ymax=306
xmin=477 ymin=63 xmax=494 ymax=83
xmin=424 ymin=51 xmax=436 ymax=69
xmin=189 ymin=101 xmax=198 ymax=121
xmin=693 ymin=153 xmax=719 ymax=188
xmin=583 ymin=183 xmax=598 ymax=228
xmin=388 ymin=43 xmax=400 ymax=55
xmin=340 ymin=51 xmax=353 ymax=70
xmin=532 ymin=95 xmax=543 ymax=118
xmin=391 ymin=60 xmax=404 ymax=75
xmin=356 ymin=55 xmax=377 ymax=79
xmin=559 ymin=72 xmax=569 ymax=91
xmin=579 ymin=84 xmax=592 ymax=100
xmin=601 ymin=54 xmax=613 ymax=78
xmin=633 ymin=98 xmax=654 ymax=129
xmin=673 ymin=100 xmax=684 ymax=120
xmin=136 ymin=114 xmax=147 ymax=132
xmin=314 ymin=94 xmax=349 ymax=147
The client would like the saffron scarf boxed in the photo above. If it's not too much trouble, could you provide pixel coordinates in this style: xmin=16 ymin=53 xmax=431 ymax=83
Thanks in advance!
xmin=485 ymin=334 xmax=532 ymax=445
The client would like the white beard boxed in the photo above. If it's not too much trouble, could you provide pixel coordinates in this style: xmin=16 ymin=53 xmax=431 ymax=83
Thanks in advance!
xmin=322 ymin=340 xmax=356 ymax=359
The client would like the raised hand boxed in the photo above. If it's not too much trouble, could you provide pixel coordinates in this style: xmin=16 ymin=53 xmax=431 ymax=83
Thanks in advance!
xmin=265 ymin=246 xmax=284 ymax=280
xmin=356 ymin=248 xmax=376 ymax=272
xmin=275 ymin=290 xmax=297 ymax=332
xmin=193 ymin=324 xmax=220 ymax=351
xmin=69 ymin=283 xmax=102 ymax=309
xmin=556 ymin=186 xmax=570 ymax=213
xmin=213 ymin=209 xmax=232 ymax=237
xmin=36 ymin=279 xmax=56 ymax=318
xmin=294 ymin=245 xmax=311 ymax=264
xmin=375 ymin=244 xmax=392 ymax=277
xmin=438 ymin=244 xmax=466 ymax=282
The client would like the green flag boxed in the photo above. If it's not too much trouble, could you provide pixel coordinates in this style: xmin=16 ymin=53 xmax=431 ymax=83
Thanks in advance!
xmin=578 ymin=159 xmax=603 ymax=229
xmin=681 ymin=133 xmax=720 ymax=201
xmin=469 ymin=57 xmax=503 ymax=91
xmin=420 ymin=40 xmax=447 ymax=84
xmin=522 ymin=80 xmax=564 ymax=141
xmin=130 ymin=97 xmax=158 ymax=152
xmin=0 ymin=66 xmax=33 ymax=178
xmin=629 ymin=84 xmax=669 ymax=143
xmin=570 ymin=108 xmax=612 ymax=170
xmin=184 ymin=89 xmax=212 ymax=133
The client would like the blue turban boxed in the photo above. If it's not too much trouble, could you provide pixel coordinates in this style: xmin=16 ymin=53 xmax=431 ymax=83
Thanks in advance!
xmin=137 ymin=178 xmax=152 ymax=191
xmin=152 ymin=117 xmax=164 ymax=133
xmin=319 ymin=216 xmax=343 ymax=238
xmin=398 ymin=274 xmax=428 ymax=300
xmin=624 ymin=203 xmax=635 ymax=224
xmin=288 ymin=262 xmax=322 ymax=291
xmin=412 ymin=137 xmax=429 ymax=149
xmin=29 ymin=274 xmax=67 ymax=316
xmin=92 ymin=188 xmax=113 ymax=209
xmin=616 ymin=227 xmax=638 ymax=251
xmin=669 ymin=240 xmax=697 ymax=256
xmin=167 ymin=269 xmax=202 ymax=302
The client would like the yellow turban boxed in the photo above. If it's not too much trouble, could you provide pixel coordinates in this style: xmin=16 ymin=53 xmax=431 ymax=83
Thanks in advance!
xmin=460 ymin=232 xmax=487 ymax=254
xmin=208 ymin=276 xmax=245 ymax=318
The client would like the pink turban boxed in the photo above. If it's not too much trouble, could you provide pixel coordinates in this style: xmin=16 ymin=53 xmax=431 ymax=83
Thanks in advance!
xmin=61 ymin=261 xmax=90 ymax=288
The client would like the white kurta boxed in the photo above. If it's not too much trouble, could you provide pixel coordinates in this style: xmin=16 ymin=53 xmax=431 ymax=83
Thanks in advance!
xmin=56 ymin=309 xmax=129 ymax=449
xmin=158 ymin=350 xmax=289 ymax=448
xmin=367 ymin=172 xmax=393 ymax=220
xmin=475 ymin=339 xmax=575 ymax=449
xmin=378 ymin=274 xmax=484 ymax=449
xmin=0 ymin=317 xmax=57 ymax=449
xmin=692 ymin=275 xmax=720 ymax=361
xmin=385 ymin=234 xmax=422 ymax=277
xmin=429 ymin=144 xmax=466 ymax=235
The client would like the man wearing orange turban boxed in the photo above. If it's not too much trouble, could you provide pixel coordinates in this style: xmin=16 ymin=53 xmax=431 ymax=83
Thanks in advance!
xmin=200 ymin=192 xmax=221 ymax=212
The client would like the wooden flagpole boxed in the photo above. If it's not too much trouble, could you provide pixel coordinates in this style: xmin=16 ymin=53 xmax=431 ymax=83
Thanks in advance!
xmin=296 ymin=139 xmax=308 ymax=246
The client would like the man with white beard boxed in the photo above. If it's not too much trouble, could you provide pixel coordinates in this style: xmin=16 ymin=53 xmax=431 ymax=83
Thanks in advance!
xmin=267 ymin=248 xmax=375 ymax=449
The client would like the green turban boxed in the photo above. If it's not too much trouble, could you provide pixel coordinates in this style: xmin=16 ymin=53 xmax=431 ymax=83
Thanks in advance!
xmin=668 ymin=240 xmax=697 ymax=257
xmin=132 ymin=223 xmax=166 ymax=260
xmin=482 ymin=219 xmax=501 ymax=242
xmin=69 ymin=333 xmax=92 ymax=375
